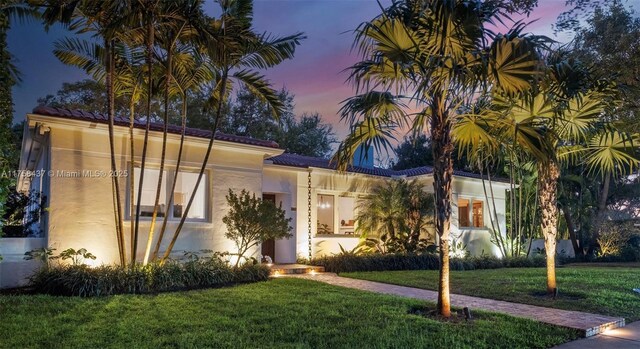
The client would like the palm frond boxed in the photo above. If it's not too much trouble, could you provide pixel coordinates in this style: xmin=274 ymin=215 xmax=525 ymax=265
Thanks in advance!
xmin=583 ymin=131 xmax=639 ymax=177
xmin=53 ymin=37 xmax=106 ymax=82
xmin=232 ymin=69 xmax=284 ymax=118
xmin=238 ymin=32 xmax=305 ymax=69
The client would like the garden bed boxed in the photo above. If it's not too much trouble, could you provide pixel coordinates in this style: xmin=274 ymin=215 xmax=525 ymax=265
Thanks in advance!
xmin=28 ymin=260 xmax=270 ymax=297
xmin=309 ymin=253 xmax=546 ymax=273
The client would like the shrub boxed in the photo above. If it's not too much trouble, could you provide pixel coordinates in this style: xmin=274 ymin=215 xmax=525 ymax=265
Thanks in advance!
xmin=29 ymin=258 xmax=270 ymax=297
xmin=596 ymin=221 xmax=634 ymax=257
xmin=222 ymin=189 xmax=292 ymax=266
xmin=309 ymin=253 xmax=546 ymax=273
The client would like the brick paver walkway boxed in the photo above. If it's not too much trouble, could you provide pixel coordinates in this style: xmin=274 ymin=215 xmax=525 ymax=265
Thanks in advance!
xmin=553 ymin=321 xmax=640 ymax=348
xmin=286 ymin=273 xmax=625 ymax=337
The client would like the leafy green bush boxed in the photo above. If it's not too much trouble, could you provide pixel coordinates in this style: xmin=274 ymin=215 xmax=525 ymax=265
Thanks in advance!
xmin=29 ymin=258 xmax=270 ymax=297
xmin=309 ymin=253 xmax=546 ymax=273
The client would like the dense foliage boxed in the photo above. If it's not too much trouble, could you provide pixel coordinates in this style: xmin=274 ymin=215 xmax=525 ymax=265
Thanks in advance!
xmin=1 ymin=187 xmax=46 ymax=237
xmin=391 ymin=134 xmax=475 ymax=173
xmin=355 ymin=179 xmax=435 ymax=253
xmin=29 ymin=258 xmax=269 ymax=297
xmin=310 ymin=253 xmax=546 ymax=274
xmin=220 ymin=87 xmax=336 ymax=157
xmin=0 ymin=1 xmax=37 ymax=218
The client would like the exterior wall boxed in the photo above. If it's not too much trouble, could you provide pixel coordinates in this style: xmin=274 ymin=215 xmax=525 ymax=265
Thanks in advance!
xmin=288 ymin=168 xmax=383 ymax=259
xmin=263 ymin=165 xmax=511 ymax=260
xmin=262 ymin=168 xmax=298 ymax=263
xmin=31 ymin=116 xmax=278 ymax=266
xmin=451 ymin=177 xmax=509 ymax=257
xmin=11 ymin=113 xmax=515 ymax=277
xmin=528 ymin=239 xmax=576 ymax=258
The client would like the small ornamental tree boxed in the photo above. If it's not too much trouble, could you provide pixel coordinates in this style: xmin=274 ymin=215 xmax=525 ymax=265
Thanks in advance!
xmin=222 ymin=189 xmax=292 ymax=266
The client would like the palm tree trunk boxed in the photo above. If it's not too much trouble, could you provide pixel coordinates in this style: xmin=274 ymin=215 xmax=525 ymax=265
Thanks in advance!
xmin=143 ymin=46 xmax=172 ymax=265
xmin=538 ymin=160 xmax=560 ymax=294
xmin=430 ymin=93 xmax=452 ymax=318
xmin=153 ymin=94 xmax=187 ymax=261
xmin=161 ymin=70 xmax=229 ymax=262
xmin=128 ymin=96 xmax=136 ymax=262
xmin=133 ymin=15 xmax=154 ymax=263
xmin=105 ymin=39 xmax=126 ymax=266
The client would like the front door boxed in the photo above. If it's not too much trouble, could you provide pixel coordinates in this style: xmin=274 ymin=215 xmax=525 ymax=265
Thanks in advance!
xmin=261 ymin=194 xmax=277 ymax=261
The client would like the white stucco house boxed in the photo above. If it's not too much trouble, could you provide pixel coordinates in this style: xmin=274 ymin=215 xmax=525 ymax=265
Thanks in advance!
xmin=7 ymin=106 xmax=510 ymax=273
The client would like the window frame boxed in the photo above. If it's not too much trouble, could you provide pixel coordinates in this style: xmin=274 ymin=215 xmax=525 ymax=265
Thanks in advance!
xmin=458 ymin=198 xmax=471 ymax=228
xmin=127 ymin=165 xmax=209 ymax=223
xmin=316 ymin=193 xmax=336 ymax=235
xmin=315 ymin=192 xmax=361 ymax=238
xmin=472 ymin=200 xmax=484 ymax=228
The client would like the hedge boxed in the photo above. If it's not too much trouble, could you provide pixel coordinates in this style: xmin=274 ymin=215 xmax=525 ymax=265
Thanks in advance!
xmin=29 ymin=259 xmax=270 ymax=297
xmin=309 ymin=253 xmax=547 ymax=273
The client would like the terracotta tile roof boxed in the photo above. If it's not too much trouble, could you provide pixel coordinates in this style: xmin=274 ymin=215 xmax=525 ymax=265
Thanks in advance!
xmin=267 ymin=153 xmax=509 ymax=182
xmin=32 ymin=105 xmax=281 ymax=149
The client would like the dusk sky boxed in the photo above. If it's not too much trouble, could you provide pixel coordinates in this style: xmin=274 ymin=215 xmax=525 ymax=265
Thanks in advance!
xmin=9 ymin=0 xmax=575 ymax=141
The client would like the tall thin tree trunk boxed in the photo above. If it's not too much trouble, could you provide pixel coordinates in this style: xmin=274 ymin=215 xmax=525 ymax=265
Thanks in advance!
xmin=508 ymin=152 xmax=516 ymax=256
xmin=143 ymin=46 xmax=172 ymax=265
xmin=105 ymin=39 xmax=126 ymax=266
xmin=133 ymin=15 xmax=154 ymax=263
xmin=430 ymin=93 xmax=452 ymax=318
xmin=487 ymin=170 xmax=508 ymax=257
xmin=516 ymin=159 xmax=525 ymax=256
xmin=153 ymin=94 xmax=187 ymax=261
xmin=526 ymin=180 xmax=540 ymax=257
xmin=538 ymin=160 xmax=560 ymax=294
xmin=561 ymin=204 xmax=582 ymax=256
xmin=598 ymin=173 xmax=610 ymax=214
xmin=478 ymin=159 xmax=505 ymax=257
xmin=161 ymin=71 xmax=229 ymax=262
xmin=128 ymin=96 xmax=136 ymax=262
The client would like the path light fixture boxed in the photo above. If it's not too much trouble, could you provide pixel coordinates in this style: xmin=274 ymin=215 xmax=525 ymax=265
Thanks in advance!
xmin=463 ymin=307 xmax=472 ymax=321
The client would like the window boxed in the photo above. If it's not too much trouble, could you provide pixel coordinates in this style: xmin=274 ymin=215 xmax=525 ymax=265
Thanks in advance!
xmin=173 ymin=171 xmax=206 ymax=219
xmin=317 ymin=194 xmax=334 ymax=234
xmin=472 ymin=200 xmax=483 ymax=228
xmin=133 ymin=167 xmax=167 ymax=217
xmin=458 ymin=198 xmax=470 ymax=227
xmin=132 ymin=167 xmax=207 ymax=221
xmin=338 ymin=196 xmax=356 ymax=235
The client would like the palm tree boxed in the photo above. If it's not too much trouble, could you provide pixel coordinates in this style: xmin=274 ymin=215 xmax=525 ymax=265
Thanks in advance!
xmin=41 ymin=0 xmax=130 ymax=265
xmin=140 ymin=0 xmax=206 ymax=265
xmin=129 ymin=0 xmax=161 ymax=264
xmin=151 ymin=49 xmax=213 ymax=262
xmin=454 ymin=49 xmax=639 ymax=293
xmin=51 ymin=35 xmax=146 ymax=264
xmin=356 ymin=179 xmax=434 ymax=252
xmin=159 ymin=0 xmax=304 ymax=262
xmin=335 ymin=0 xmax=545 ymax=317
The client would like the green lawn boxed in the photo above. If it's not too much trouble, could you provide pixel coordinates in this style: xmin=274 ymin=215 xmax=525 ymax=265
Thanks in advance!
xmin=0 ymin=278 xmax=578 ymax=349
xmin=343 ymin=266 xmax=640 ymax=321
